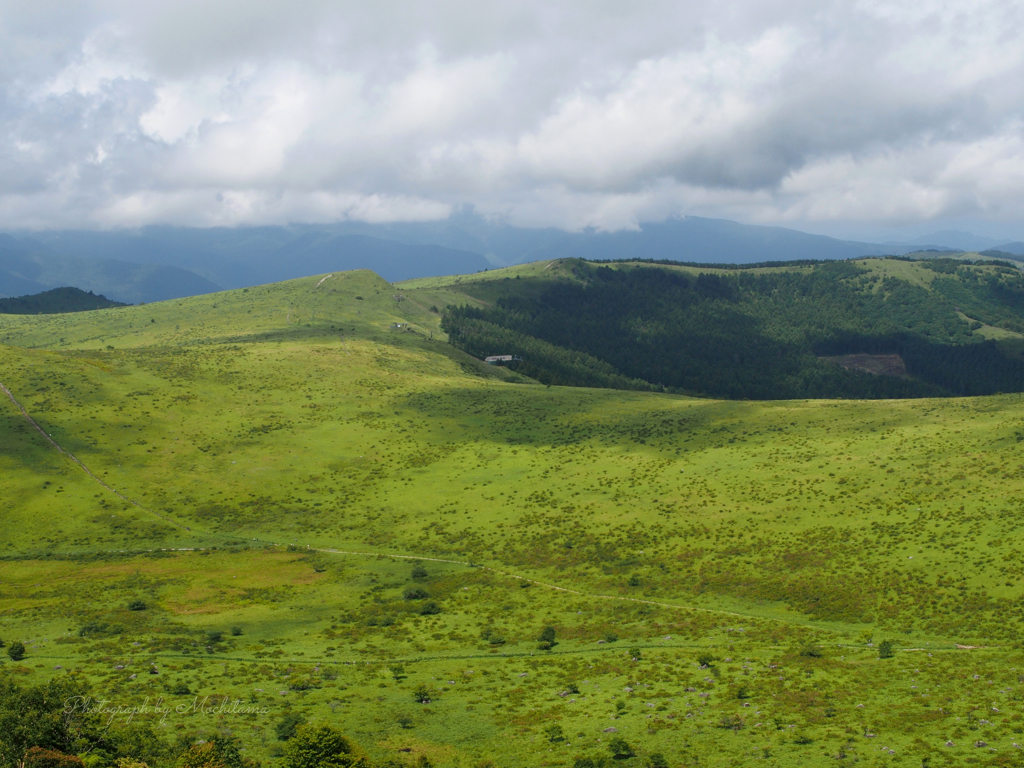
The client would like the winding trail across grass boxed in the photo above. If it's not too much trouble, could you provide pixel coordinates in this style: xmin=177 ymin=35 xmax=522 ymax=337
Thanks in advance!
xmin=0 ymin=378 xmax=943 ymax=646
xmin=312 ymin=546 xmax=760 ymax=624
xmin=1 ymin=380 xmax=187 ymax=532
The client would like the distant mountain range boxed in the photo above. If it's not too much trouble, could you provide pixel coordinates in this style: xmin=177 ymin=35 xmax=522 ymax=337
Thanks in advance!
xmin=0 ymin=234 xmax=221 ymax=304
xmin=18 ymin=227 xmax=493 ymax=295
xmin=883 ymin=230 xmax=1003 ymax=252
xmin=3 ymin=214 xmax=1022 ymax=303
xmin=992 ymin=242 xmax=1024 ymax=257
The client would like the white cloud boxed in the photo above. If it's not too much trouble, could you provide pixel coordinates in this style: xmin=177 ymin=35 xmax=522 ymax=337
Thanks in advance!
xmin=40 ymin=23 xmax=141 ymax=96
xmin=507 ymin=28 xmax=798 ymax=189
xmin=93 ymin=189 xmax=452 ymax=228
xmin=0 ymin=0 xmax=1023 ymax=234
xmin=139 ymin=76 xmax=236 ymax=144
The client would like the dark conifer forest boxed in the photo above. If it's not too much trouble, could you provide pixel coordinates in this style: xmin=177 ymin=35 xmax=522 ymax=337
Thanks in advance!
xmin=0 ymin=287 xmax=127 ymax=314
xmin=441 ymin=258 xmax=1024 ymax=399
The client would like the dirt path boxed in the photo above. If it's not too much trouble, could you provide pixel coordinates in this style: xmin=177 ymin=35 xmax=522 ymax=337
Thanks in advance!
xmin=0 ymin=380 xmax=189 ymax=532
xmin=0 ymin=379 xmax=916 ymax=639
xmin=0 ymin=378 xmax=826 ymax=630
xmin=312 ymin=545 xmax=759 ymax=622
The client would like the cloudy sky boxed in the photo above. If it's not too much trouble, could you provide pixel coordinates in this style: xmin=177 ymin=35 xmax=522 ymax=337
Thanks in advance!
xmin=2 ymin=0 xmax=1024 ymax=238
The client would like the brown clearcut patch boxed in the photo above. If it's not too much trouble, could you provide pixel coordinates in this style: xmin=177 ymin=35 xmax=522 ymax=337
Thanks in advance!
xmin=820 ymin=354 xmax=907 ymax=377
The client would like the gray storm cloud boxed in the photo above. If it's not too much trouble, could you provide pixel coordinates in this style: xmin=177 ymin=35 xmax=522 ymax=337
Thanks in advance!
xmin=0 ymin=0 xmax=1022 ymax=231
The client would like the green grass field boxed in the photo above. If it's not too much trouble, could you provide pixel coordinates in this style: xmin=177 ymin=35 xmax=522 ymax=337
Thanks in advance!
xmin=2 ymin=267 xmax=1024 ymax=767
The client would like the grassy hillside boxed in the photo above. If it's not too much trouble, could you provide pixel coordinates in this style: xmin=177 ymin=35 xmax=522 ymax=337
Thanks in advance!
xmin=1 ymin=267 xmax=1024 ymax=768
xmin=435 ymin=256 xmax=1024 ymax=399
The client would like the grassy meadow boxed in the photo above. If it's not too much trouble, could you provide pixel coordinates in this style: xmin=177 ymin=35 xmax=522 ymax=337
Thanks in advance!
xmin=2 ymin=266 xmax=1024 ymax=767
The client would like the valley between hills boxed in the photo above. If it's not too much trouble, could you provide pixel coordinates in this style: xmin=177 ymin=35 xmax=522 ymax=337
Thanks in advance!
xmin=2 ymin=257 xmax=1024 ymax=768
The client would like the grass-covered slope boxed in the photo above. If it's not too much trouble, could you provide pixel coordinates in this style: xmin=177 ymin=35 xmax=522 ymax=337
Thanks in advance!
xmin=1 ymin=269 xmax=1024 ymax=767
xmin=437 ymin=257 xmax=1024 ymax=399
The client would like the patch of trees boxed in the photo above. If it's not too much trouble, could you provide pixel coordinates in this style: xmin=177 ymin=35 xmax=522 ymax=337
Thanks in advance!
xmin=442 ymin=260 xmax=1024 ymax=399
xmin=0 ymin=676 xmax=168 ymax=768
xmin=930 ymin=268 xmax=1024 ymax=333
xmin=586 ymin=257 xmax=836 ymax=270
xmin=0 ymin=674 xmax=441 ymax=768
xmin=0 ymin=287 xmax=127 ymax=315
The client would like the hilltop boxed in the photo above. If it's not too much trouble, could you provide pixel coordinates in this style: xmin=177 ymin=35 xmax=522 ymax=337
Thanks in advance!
xmin=1 ymin=263 xmax=1023 ymax=767
xmin=0 ymin=286 xmax=128 ymax=314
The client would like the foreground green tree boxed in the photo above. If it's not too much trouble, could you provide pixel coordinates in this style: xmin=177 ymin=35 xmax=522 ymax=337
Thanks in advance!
xmin=283 ymin=725 xmax=369 ymax=768
xmin=419 ymin=601 xmax=441 ymax=616
xmin=7 ymin=642 xmax=25 ymax=662
xmin=276 ymin=712 xmax=306 ymax=741
xmin=0 ymin=676 xmax=92 ymax=765
xmin=607 ymin=737 xmax=634 ymax=759
xmin=0 ymin=676 xmax=167 ymax=768
xmin=878 ymin=640 xmax=895 ymax=659
xmin=538 ymin=626 xmax=557 ymax=650
xmin=23 ymin=747 xmax=84 ymax=768
xmin=543 ymin=724 xmax=564 ymax=743
xmin=388 ymin=664 xmax=406 ymax=682
xmin=175 ymin=743 xmax=226 ymax=768
xmin=413 ymin=684 xmax=431 ymax=704
xmin=176 ymin=736 xmax=249 ymax=768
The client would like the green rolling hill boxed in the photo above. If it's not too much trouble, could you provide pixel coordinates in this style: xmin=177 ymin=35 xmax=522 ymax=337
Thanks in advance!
xmin=437 ymin=256 xmax=1024 ymax=399
xmin=1 ymin=258 xmax=1023 ymax=768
